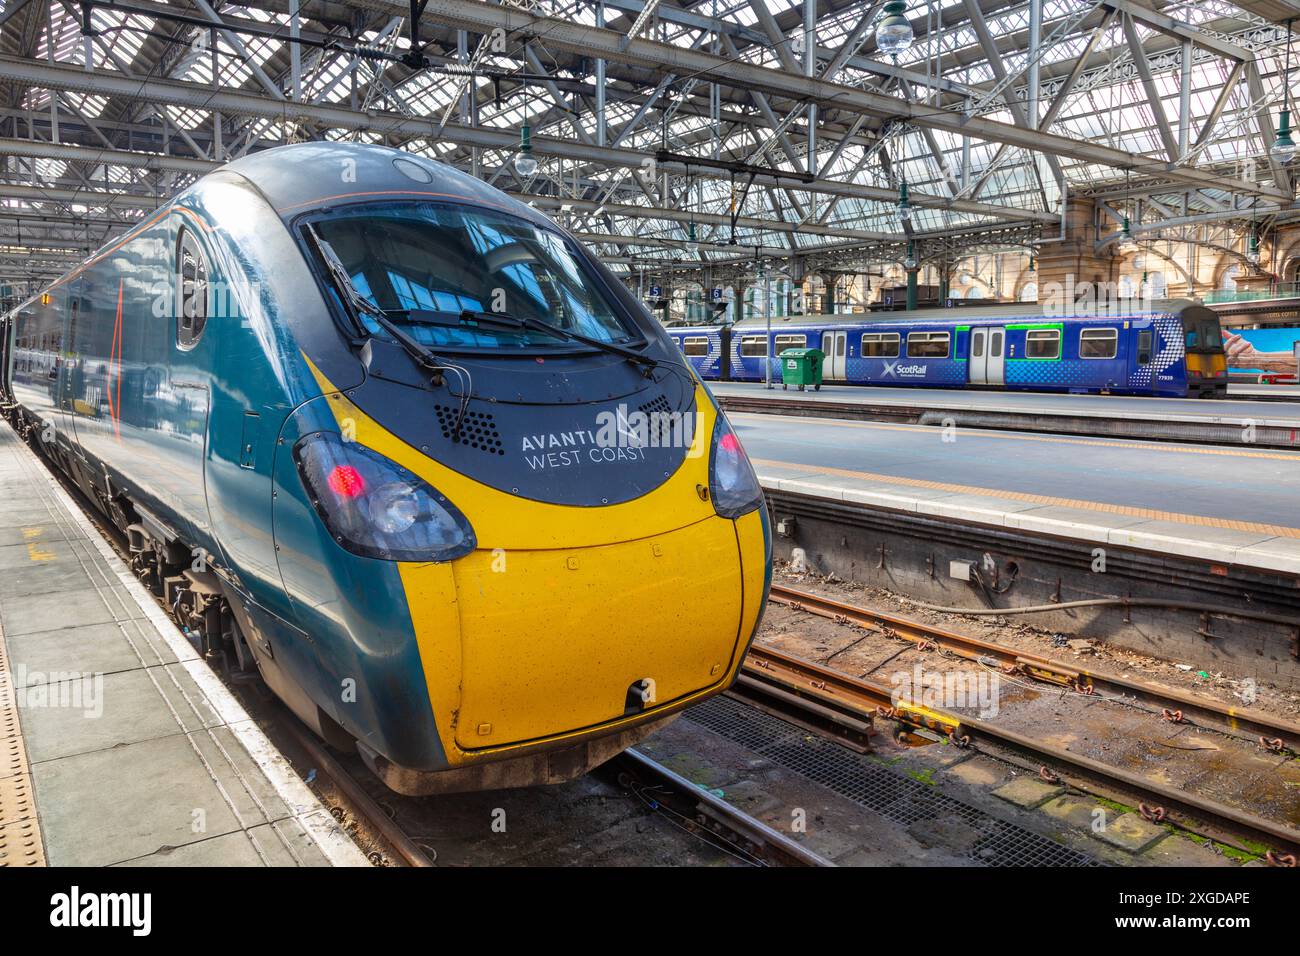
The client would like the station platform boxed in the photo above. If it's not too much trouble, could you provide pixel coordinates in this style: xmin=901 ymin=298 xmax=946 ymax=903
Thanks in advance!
xmin=0 ymin=422 xmax=367 ymax=867
xmin=732 ymin=412 xmax=1300 ymax=577
xmin=1231 ymin=384 xmax=1300 ymax=400
xmin=711 ymin=382 xmax=1300 ymax=449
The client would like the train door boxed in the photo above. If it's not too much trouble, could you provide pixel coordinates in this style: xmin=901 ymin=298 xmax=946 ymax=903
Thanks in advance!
xmin=60 ymin=280 xmax=88 ymax=456
xmin=821 ymin=330 xmax=847 ymax=380
xmin=0 ymin=316 xmax=10 ymax=403
xmin=968 ymin=326 xmax=1006 ymax=385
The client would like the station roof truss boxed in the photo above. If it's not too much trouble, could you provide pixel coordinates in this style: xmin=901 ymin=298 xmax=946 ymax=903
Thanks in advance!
xmin=0 ymin=0 xmax=1298 ymax=291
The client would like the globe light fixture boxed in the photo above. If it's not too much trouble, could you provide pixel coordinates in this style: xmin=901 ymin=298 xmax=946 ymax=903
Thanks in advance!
xmin=876 ymin=1 xmax=914 ymax=58
xmin=903 ymin=241 xmax=918 ymax=270
xmin=1117 ymin=217 xmax=1139 ymax=254
xmin=1273 ymin=111 xmax=1299 ymax=161
xmin=514 ymin=124 xmax=539 ymax=178
xmin=894 ymin=180 xmax=912 ymax=226
xmin=685 ymin=221 xmax=700 ymax=253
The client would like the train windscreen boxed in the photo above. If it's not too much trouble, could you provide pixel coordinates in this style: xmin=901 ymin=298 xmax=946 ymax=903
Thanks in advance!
xmin=311 ymin=201 xmax=637 ymax=350
xmin=1182 ymin=307 xmax=1224 ymax=353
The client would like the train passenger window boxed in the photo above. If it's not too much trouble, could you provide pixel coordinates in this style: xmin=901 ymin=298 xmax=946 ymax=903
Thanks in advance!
xmin=1025 ymin=329 xmax=1060 ymax=359
xmin=1137 ymin=330 xmax=1153 ymax=365
xmin=1079 ymin=328 xmax=1118 ymax=359
xmin=906 ymin=331 xmax=949 ymax=358
xmin=861 ymin=332 xmax=900 ymax=358
xmin=682 ymin=336 xmax=709 ymax=356
xmin=774 ymin=334 xmax=806 ymax=353
xmin=176 ymin=228 xmax=209 ymax=351
xmin=740 ymin=335 xmax=768 ymax=357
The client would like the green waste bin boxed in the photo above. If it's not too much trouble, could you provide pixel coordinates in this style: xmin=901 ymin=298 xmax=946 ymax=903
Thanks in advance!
xmin=779 ymin=347 xmax=824 ymax=391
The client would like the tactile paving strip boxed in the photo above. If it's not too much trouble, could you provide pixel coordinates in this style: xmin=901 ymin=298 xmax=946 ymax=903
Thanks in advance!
xmin=0 ymin=622 xmax=45 ymax=866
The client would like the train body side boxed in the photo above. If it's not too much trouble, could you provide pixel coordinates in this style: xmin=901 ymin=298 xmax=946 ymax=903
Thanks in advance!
xmin=2 ymin=174 xmax=450 ymax=770
xmin=670 ymin=308 xmax=1207 ymax=397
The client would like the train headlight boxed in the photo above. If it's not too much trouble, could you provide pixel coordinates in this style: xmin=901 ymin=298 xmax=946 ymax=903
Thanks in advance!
xmin=293 ymin=432 xmax=476 ymax=562
xmin=371 ymin=482 xmax=420 ymax=534
xmin=708 ymin=414 xmax=763 ymax=519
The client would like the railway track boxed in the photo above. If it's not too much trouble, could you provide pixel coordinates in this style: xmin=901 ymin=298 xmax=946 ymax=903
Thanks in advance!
xmin=752 ymin=583 xmax=1300 ymax=865
xmin=283 ymin=709 xmax=834 ymax=867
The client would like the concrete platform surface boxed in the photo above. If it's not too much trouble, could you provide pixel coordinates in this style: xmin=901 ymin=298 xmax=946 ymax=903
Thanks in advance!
xmin=0 ymin=421 xmax=367 ymax=867
xmin=710 ymin=380 xmax=1300 ymax=426
xmin=734 ymin=413 xmax=1300 ymax=575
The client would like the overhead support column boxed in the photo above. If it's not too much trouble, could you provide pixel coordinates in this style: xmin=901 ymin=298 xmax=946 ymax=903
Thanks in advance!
xmin=289 ymin=0 xmax=301 ymax=102
xmin=1178 ymin=39 xmax=1192 ymax=159
xmin=1027 ymin=0 xmax=1041 ymax=130
xmin=804 ymin=0 xmax=817 ymax=178
xmin=596 ymin=1 xmax=607 ymax=147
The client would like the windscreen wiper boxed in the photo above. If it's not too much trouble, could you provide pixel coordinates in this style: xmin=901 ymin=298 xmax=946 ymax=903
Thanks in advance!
xmin=304 ymin=223 xmax=450 ymax=387
xmin=458 ymin=310 xmax=659 ymax=375
xmin=304 ymin=225 xmax=479 ymax=443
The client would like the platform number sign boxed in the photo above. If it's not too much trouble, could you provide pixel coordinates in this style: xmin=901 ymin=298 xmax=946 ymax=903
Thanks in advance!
xmin=711 ymin=287 xmax=723 ymax=301
xmin=649 ymin=285 xmax=662 ymax=299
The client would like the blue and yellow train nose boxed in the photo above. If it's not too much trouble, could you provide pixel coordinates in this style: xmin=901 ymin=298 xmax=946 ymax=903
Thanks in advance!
xmin=289 ymin=372 xmax=769 ymax=792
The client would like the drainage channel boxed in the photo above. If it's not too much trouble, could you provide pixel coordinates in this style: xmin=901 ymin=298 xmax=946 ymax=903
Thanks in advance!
xmin=684 ymin=694 xmax=1101 ymax=867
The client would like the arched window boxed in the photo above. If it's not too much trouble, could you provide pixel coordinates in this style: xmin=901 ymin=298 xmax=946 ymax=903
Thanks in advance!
xmin=966 ymin=285 xmax=985 ymax=300
xmin=1143 ymin=272 xmax=1167 ymax=298
xmin=1019 ymin=282 xmax=1038 ymax=303
xmin=1220 ymin=264 xmax=1239 ymax=292
xmin=176 ymin=227 xmax=209 ymax=350
xmin=1117 ymin=274 xmax=1136 ymax=299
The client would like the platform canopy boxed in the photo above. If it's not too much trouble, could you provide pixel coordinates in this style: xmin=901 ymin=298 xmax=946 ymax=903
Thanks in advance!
xmin=0 ymin=0 xmax=1297 ymax=291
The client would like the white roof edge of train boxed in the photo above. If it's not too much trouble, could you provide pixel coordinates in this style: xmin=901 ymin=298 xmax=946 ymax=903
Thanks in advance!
xmin=666 ymin=298 xmax=1201 ymax=331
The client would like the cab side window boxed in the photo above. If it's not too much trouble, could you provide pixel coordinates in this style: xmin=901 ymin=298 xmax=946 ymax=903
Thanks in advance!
xmin=176 ymin=228 xmax=209 ymax=350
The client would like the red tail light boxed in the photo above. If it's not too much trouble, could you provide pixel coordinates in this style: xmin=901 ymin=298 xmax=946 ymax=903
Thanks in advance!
xmin=327 ymin=464 xmax=366 ymax=498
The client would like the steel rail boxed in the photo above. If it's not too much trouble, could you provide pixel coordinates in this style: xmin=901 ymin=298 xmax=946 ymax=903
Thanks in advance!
xmin=275 ymin=709 xmax=436 ymax=868
xmin=610 ymin=748 xmax=835 ymax=867
xmin=742 ymin=639 xmax=1300 ymax=861
xmin=770 ymin=583 xmax=1300 ymax=754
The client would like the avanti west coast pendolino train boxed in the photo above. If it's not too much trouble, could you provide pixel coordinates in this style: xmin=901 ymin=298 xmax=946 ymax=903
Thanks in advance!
xmin=669 ymin=301 xmax=1229 ymax=398
xmin=0 ymin=142 xmax=771 ymax=794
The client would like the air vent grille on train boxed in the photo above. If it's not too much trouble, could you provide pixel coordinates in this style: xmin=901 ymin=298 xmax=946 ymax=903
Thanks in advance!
xmin=434 ymin=405 xmax=505 ymax=455
xmin=638 ymin=395 xmax=672 ymax=417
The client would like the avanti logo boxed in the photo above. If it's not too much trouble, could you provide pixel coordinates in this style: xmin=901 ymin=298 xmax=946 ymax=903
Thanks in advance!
xmin=882 ymin=361 xmax=928 ymax=378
